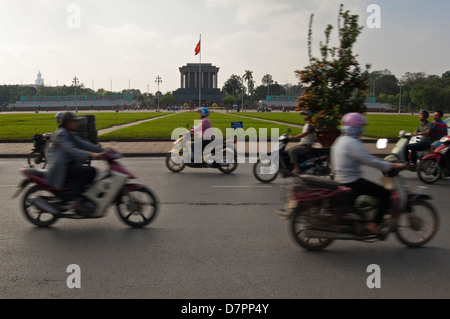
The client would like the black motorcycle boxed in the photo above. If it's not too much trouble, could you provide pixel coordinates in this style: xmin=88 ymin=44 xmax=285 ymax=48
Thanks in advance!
xmin=253 ymin=133 xmax=333 ymax=183
xmin=27 ymin=134 xmax=48 ymax=169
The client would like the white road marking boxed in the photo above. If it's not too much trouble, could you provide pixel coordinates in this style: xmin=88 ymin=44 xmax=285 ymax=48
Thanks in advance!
xmin=213 ymin=185 xmax=273 ymax=188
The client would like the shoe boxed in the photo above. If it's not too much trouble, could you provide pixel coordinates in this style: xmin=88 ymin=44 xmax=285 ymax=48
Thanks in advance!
xmin=406 ymin=163 xmax=417 ymax=170
xmin=365 ymin=223 xmax=381 ymax=235
xmin=73 ymin=200 xmax=93 ymax=215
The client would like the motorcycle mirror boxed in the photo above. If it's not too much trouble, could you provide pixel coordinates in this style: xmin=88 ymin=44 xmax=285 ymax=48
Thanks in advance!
xmin=376 ymin=139 xmax=388 ymax=150
xmin=287 ymin=128 xmax=291 ymax=134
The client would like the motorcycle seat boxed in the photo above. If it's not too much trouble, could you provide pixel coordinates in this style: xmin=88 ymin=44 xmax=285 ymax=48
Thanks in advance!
xmin=21 ymin=169 xmax=70 ymax=193
xmin=300 ymin=175 xmax=341 ymax=190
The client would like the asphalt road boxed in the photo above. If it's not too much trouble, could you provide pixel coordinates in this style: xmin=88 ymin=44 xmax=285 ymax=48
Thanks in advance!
xmin=0 ymin=157 xmax=449 ymax=299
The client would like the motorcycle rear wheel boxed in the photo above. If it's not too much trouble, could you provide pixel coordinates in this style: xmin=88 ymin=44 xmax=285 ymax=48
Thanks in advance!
xmin=217 ymin=153 xmax=238 ymax=174
xmin=22 ymin=185 xmax=58 ymax=227
xmin=291 ymin=214 xmax=334 ymax=251
xmin=417 ymin=159 xmax=441 ymax=184
xmin=116 ymin=186 xmax=159 ymax=228
xmin=166 ymin=153 xmax=186 ymax=173
xmin=395 ymin=201 xmax=439 ymax=247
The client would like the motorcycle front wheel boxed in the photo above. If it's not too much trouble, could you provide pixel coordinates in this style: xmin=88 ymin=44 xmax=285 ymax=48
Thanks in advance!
xmin=417 ymin=159 xmax=441 ymax=184
xmin=165 ymin=153 xmax=186 ymax=173
xmin=291 ymin=213 xmax=334 ymax=251
xmin=22 ymin=185 xmax=58 ymax=227
xmin=395 ymin=201 xmax=439 ymax=247
xmin=116 ymin=186 xmax=159 ymax=228
xmin=253 ymin=160 xmax=279 ymax=183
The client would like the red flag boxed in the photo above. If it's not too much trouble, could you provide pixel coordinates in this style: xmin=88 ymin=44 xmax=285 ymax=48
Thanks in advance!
xmin=195 ymin=40 xmax=201 ymax=55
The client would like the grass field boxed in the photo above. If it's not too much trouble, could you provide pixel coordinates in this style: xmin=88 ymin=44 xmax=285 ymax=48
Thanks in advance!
xmin=230 ymin=112 xmax=425 ymax=138
xmin=0 ymin=111 xmax=440 ymax=140
xmin=0 ymin=112 xmax=172 ymax=140
xmin=99 ymin=112 xmax=302 ymax=139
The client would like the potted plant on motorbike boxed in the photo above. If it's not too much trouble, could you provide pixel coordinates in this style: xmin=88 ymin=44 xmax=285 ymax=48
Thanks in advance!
xmin=295 ymin=4 xmax=370 ymax=148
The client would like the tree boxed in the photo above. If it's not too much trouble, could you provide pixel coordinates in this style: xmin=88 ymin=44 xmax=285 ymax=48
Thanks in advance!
xmin=222 ymin=75 xmax=243 ymax=96
xmin=243 ymin=70 xmax=254 ymax=110
xmin=222 ymin=94 xmax=237 ymax=109
xmin=261 ymin=74 xmax=273 ymax=97
xmin=160 ymin=94 xmax=176 ymax=105
xmin=295 ymin=4 xmax=370 ymax=132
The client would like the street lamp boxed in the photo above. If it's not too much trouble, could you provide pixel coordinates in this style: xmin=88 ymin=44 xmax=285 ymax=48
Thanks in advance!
xmin=72 ymin=76 xmax=79 ymax=113
xmin=155 ymin=76 xmax=162 ymax=112
xmin=398 ymin=82 xmax=403 ymax=115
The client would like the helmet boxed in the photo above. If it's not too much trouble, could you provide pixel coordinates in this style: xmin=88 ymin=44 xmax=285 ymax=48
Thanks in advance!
xmin=60 ymin=112 xmax=80 ymax=127
xmin=55 ymin=112 xmax=63 ymax=118
xmin=299 ymin=109 xmax=312 ymax=117
xmin=197 ymin=107 xmax=210 ymax=117
xmin=419 ymin=110 xmax=429 ymax=118
xmin=342 ymin=112 xmax=368 ymax=127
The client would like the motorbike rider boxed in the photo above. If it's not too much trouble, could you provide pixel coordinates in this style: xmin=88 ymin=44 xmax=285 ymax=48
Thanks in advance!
xmin=45 ymin=112 xmax=105 ymax=213
xmin=405 ymin=110 xmax=433 ymax=169
xmin=430 ymin=110 xmax=448 ymax=153
xmin=42 ymin=112 xmax=63 ymax=140
xmin=288 ymin=109 xmax=315 ymax=174
xmin=190 ymin=107 xmax=213 ymax=162
xmin=331 ymin=112 xmax=405 ymax=235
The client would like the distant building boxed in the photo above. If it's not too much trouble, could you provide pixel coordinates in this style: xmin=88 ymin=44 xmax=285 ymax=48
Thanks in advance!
xmin=172 ymin=63 xmax=225 ymax=107
xmin=35 ymin=71 xmax=44 ymax=86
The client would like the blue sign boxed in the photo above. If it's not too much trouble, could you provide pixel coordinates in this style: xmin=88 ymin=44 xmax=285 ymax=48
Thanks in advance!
xmin=231 ymin=121 xmax=244 ymax=129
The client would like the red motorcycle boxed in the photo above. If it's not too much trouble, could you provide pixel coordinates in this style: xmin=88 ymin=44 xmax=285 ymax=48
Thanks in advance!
xmin=14 ymin=148 xmax=159 ymax=228
xmin=417 ymin=136 xmax=450 ymax=184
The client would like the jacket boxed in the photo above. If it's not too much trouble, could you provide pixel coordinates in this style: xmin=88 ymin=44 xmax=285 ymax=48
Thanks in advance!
xmin=45 ymin=128 xmax=102 ymax=190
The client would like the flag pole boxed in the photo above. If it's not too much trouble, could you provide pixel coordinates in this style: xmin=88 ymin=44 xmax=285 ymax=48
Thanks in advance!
xmin=199 ymin=34 xmax=202 ymax=109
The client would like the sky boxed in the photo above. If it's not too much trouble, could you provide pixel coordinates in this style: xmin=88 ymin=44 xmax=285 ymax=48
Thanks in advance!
xmin=0 ymin=0 xmax=449 ymax=94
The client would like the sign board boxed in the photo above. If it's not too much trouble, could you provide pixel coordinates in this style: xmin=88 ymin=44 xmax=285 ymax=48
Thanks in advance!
xmin=231 ymin=121 xmax=244 ymax=129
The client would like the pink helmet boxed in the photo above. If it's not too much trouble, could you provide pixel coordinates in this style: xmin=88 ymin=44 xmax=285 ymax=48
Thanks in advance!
xmin=342 ymin=113 xmax=367 ymax=127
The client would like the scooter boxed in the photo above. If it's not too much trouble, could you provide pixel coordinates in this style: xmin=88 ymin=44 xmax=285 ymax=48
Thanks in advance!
xmin=253 ymin=133 xmax=332 ymax=183
xmin=386 ymin=130 xmax=430 ymax=171
xmin=166 ymin=130 xmax=238 ymax=174
xmin=280 ymin=164 xmax=439 ymax=251
xmin=417 ymin=136 xmax=450 ymax=184
xmin=13 ymin=148 xmax=159 ymax=228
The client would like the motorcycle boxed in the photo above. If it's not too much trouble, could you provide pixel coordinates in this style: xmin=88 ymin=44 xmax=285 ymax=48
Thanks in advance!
xmin=417 ymin=135 xmax=450 ymax=184
xmin=386 ymin=130 xmax=430 ymax=171
xmin=279 ymin=134 xmax=439 ymax=251
xmin=166 ymin=130 xmax=238 ymax=174
xmin=13 ymin=148 xmax=159 ymax=228
xmin=253 ymin=133 xmax=332 ymax=184
xmin=27 ymin=134 xmax=48 ymax=169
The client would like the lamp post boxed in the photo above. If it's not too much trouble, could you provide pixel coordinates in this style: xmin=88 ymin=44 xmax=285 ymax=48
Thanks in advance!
xmin=72 ymin=76 xmax=79 ymax=113
xmin=155 ymin=76 xmax=162 ymax=112
xmin=398 ymin=82 xmax=403 ymax=115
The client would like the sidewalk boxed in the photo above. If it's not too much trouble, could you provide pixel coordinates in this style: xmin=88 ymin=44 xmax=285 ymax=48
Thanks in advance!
xmin=0 ymin=139 xmax=393 ymax=158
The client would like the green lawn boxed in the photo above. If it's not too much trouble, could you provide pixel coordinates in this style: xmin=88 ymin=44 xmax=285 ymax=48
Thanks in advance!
xmin=230 ymin=112 xmax=424 ymax=139
xmin=99 ymin=112 xmax=302 ymax=139
xmin=0 ymin=112 xmax=172 ymax=140
xmin=229 ymin=112 xmax=306 ymax=126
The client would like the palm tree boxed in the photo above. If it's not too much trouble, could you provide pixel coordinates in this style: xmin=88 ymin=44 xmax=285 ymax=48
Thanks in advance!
xmin=243 ymin=70 xmax=253 ymax=111
xmin=262 ymin=74 xmax=273 ymax=97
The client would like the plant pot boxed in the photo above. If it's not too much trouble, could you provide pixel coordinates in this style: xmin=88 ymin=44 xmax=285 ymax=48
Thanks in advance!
xmin=316 ymin=129 xmax=341 ymax=148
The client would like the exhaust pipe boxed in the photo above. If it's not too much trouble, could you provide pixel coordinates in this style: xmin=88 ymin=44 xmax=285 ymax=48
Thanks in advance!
xmin=30 ymin=198 xmax=60 ymax=215
xmin=304 ymin=229 xmax=356 ymax=240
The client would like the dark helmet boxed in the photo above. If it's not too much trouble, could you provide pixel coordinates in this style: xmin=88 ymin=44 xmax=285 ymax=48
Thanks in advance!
xmin=419 ymin=110 xmax=429 ymax=118
xmin=60 ymin=112 xmax=80 ymax=127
